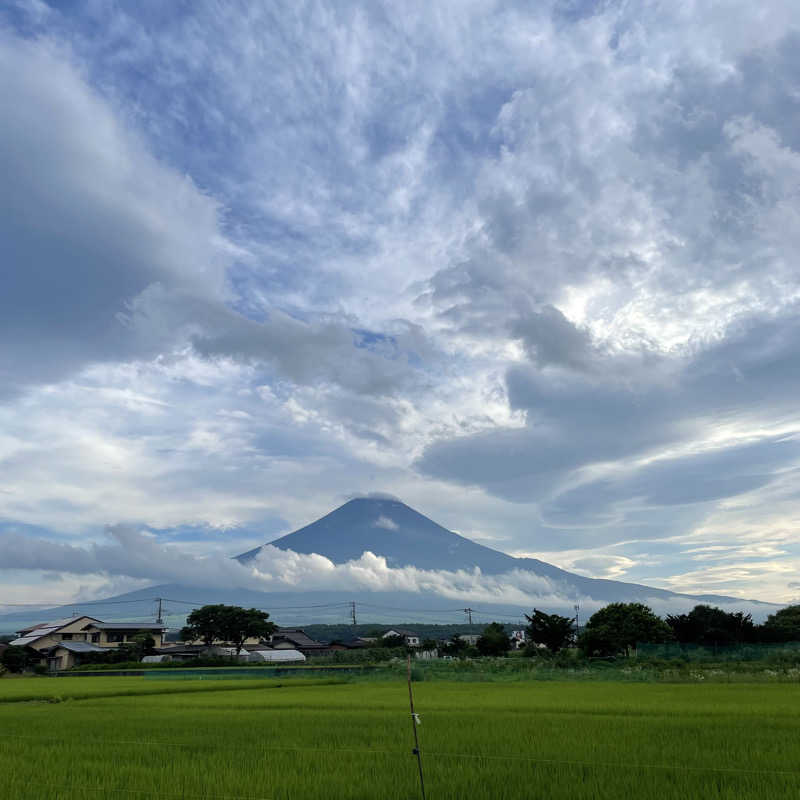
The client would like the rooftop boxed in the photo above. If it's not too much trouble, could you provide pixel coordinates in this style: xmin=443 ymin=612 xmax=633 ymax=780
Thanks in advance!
xmin=85 ymin=622 xmax=165 ymax=631
xmin=18 ymin=616 xmax=101 ymax=637
xmin=272 ymin=629 xmax=326 ymax=648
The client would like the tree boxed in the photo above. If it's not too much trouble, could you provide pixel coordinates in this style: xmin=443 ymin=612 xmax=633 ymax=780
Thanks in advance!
xmin=380 ymin=634 xmax=406 ymax=649
xmin=440 ymin=637 xmax=468 ymax=658
xmin=130 ymin=632 xmax=156 ymax=659
xmin=476 ymin=622 xmax=511 ymax=656
xmin=761 ymin=605 xmax=800 ymax=643
xmin=666 ymin=605 xmax=756 ymax=645
xmin=218 ymin=607 xmax=276 ymax=656
xmin=1 ymin=646 xmax=30 ymax=673
xmin=181 ymin=604 xmax=230 ymax=646
xmin=524 ymin=609 xmax=575 ymax=653
xmin=579 ymin=603 xmax=673 ymax=657
xmin=180 ymin=604 xmax=275 ymax=654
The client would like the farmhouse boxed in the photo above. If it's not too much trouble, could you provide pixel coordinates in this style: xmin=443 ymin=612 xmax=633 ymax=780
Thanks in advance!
xmin=382 ymin=629 xmax=421 ymax=647
xmin=10 ymin=616 xmax=166 ymax=671
xmin=270 ymin=628 xmax=330 ymax=656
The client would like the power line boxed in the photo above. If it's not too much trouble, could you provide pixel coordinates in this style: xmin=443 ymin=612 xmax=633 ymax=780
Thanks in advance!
xmin=356 ymin=603 xmax=467 ymax=614
xmin=161 ymin=598 xmax=352 ymax=611
xmin=0 ymin=598 xmax=154 ymax=607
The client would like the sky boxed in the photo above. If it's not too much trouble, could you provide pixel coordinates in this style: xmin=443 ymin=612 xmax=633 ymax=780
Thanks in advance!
xmin=2 ymin=0 xmax=800 ymax=609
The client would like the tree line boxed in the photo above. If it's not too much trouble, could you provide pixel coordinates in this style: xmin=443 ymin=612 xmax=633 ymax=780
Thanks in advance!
xmin=521 ymin=602 xmax=800 ymax=657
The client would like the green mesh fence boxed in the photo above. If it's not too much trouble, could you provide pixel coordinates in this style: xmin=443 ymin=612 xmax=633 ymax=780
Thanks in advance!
xmin=636 ymin=641 xmax=800 ymax=661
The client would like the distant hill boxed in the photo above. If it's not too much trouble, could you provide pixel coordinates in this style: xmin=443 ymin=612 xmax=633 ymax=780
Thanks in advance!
xmin=0 ymin=497 xmax=777 ymax=632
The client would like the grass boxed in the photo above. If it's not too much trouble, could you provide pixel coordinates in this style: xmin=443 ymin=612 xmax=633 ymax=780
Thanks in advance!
xmin=2 ymin=675 xmax=800 ymax=799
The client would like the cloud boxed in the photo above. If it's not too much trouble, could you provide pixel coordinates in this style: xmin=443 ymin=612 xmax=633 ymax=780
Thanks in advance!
xmin=0 ymin=27 xmax=435 ymax=405
xmin=0 ymin=525 xmax=779 ymax=617
xmin=373 ymin=516 xmax=399 ymax=531
xmin=0 ymin=30 xmax=229 ymax=395
xmin=2 ymin=1 xmax=800 ymax=608
xmin=0 ymin=524 xmax=576 ymax=607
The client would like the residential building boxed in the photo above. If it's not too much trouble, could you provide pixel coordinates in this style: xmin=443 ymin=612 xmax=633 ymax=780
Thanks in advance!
xmin=82 ymin=622 xmax=166 ymax=648
xmin=382 ymin=629 xmax=421 ymax=647
xmin=270 ymin=628 xmax=331 ymax=656
xmin=10 ymin=616 xmax=166 ymax=671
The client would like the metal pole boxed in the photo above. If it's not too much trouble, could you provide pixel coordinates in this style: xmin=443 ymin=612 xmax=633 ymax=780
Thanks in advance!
xmin=407 ymin=654 xmax=426 ymax=800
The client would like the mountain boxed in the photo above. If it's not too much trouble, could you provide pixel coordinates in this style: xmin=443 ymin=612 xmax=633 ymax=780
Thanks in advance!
xmin=237 ymin=497 xmax=766 ymax=606
xmin=0 ymin=497 xmax=777 ymax=632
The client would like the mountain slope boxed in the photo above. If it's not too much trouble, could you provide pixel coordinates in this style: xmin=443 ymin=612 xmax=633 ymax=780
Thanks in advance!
xmin=236 ymin=497 xmax=760 ymax=605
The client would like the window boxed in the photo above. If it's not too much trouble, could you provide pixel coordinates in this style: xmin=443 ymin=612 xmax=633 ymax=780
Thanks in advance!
xmin=106 ymin=632 xmax=124 ymax=643
xmin=61 ymin=633 xmax=73 ymax=640
xmin=91 ymin=633 xmax=100 ymax=643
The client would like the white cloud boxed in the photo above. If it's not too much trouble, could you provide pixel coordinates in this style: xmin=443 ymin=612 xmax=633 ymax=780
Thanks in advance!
xmin=0 ymin=527 xmax=774 ymax=617
xmin=2 ymin=2 xmax=800 ymax=606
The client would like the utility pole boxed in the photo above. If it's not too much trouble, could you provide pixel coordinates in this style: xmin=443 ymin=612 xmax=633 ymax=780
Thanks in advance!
xmin=350 ymin=601 xmax=357 ymax=626
xmin=574 ymin=603 xmax=580 ymax=637
xmin=463 ymin=607 xmax=473 ymax=625
xmin=155 ymin=597 xmax=164 ymax=625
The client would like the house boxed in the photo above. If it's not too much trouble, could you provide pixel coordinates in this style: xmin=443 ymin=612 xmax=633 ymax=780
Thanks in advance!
xmin=45 ymin=641 xmax=108 ymax=671
xmin=10 ymin=616 xmax=166 ymax=671
xmin=509 ymin=630 xmax=527 ymax=649
xmin=456 ymin=634 xmax=481 ymax=646
xmin=270 ymin=629 xmax=331 ymax=656
xmin=81 ymin=622 xmax=166 ymax=648
xmin=382 ymin=629 xmax=421 ymax=647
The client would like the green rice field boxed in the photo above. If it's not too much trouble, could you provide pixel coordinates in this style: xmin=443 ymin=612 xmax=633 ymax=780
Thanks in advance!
xmin=2 ymin=675 xmax=799 ymax=799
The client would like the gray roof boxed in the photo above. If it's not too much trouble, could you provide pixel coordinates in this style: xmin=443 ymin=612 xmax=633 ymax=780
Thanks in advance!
xmin=55 ymin=641 xmax=106 ymax=654
xmin=10 ymin=635 xmax=43 ymax=647
xmin=85 ymin=622 xmax=165 ymax=630
xmin=18 ymin=616 xmax=101 ymax=636
xmin=272 ymin=629 xmax=325 ymax=648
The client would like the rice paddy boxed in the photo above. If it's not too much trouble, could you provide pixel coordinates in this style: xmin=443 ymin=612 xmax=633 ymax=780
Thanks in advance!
xmin=2 ymin=674 xmax=799 ymax=799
